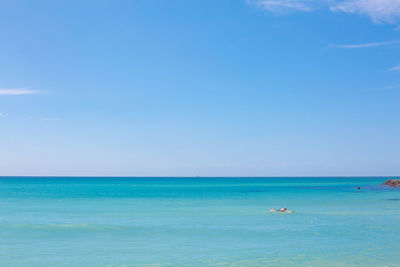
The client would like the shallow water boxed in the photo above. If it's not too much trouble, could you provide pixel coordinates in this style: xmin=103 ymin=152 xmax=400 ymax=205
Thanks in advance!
xmin=0 ymin=177 xmax=399 ymax=266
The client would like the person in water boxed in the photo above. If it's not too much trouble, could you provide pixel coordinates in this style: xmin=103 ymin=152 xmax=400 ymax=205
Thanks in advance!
xmin=269 ymin=207 xmax=292 ymax=213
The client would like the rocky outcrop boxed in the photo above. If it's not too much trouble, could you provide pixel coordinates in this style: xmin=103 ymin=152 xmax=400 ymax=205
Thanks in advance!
xmin=382 ymin=179 xmax=400 ymax=187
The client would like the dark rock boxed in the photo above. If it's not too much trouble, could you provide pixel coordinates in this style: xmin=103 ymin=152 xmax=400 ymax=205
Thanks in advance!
xmin=382 ymin=179 xmax=400 ymax=187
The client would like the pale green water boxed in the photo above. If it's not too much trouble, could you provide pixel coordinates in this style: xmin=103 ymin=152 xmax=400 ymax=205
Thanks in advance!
xmin=0 ymin=177 xmax=399 ymax=266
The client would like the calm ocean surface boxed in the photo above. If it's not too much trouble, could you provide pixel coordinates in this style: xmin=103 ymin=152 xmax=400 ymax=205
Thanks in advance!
xmin=0 ymin=177 xmax=399 ymax=266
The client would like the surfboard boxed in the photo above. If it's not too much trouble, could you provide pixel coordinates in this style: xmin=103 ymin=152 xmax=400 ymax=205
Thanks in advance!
xmin=269 ymin=209 xmax=294 ymax=213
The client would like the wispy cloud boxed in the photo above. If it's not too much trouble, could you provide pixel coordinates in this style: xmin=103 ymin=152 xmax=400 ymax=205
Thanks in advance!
xmin=374 ymin=84 xmax=400 ymax=90
xmin=250 ymin=0 xmax=400 ymax=24
xmin=0 ymin=113 xmax=5 ymax=118
xmin=251 ymin=0 xmax=317 ymax=13
xmin=332 ymin=0 xmax=400 ymax=24
xmin=331 ymin=40 xmax=400 ymax=48
xmin=388 ymin=65 xmax=400 ymax=72
xmin=0 ymin=89 xmax=41 ymax=95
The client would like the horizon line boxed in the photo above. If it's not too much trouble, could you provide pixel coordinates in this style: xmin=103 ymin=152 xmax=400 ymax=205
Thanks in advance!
xmin=0 ymin=175 xmax=397 ymax=178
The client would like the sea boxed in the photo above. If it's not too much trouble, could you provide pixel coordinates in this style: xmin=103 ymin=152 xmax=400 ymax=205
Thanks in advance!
xmin=0 ymin=177 xmax=399 ymax=267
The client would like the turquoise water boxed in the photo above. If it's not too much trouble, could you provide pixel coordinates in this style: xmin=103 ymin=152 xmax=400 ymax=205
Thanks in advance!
xmin=0 ymin=177 xmax=400 ymax=266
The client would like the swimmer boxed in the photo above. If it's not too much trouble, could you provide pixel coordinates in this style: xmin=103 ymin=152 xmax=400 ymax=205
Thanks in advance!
xmin=268 ymin=207 xmax=294 ymax=213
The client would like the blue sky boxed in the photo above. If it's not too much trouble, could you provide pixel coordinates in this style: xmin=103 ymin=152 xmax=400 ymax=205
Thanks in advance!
xmin=0 ymin=0 xmax=400 ymax=176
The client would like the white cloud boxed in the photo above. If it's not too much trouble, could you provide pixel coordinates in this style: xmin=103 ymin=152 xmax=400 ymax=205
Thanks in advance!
xmin=0 ymin=113 xmax=5 ymax=118
xmin=388 ymin=65 xmax=400 ymax=71
xmin=251 ymin=0 xmax=400 ymax=24
xmin=331 ymin=40 xmax=400 ymax=48
xmin=374 ymin=84 xmax=400 ymax=90
xmin=253 ymin=0 xmax=317 ymax=13
xmin=332 ymin=0 xmax=400 ymax=24
xmin=0 ymin=89 xmax=41 ymax=95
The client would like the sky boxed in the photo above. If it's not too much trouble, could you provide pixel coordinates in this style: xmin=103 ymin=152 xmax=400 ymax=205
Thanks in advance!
xmin=0 ymin=0 xmax=400 ymax=177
